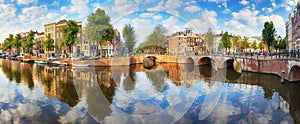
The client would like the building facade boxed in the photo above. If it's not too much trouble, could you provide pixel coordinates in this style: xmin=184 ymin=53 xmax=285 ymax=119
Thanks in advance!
xmin=286 ymin=3 xmax=300 ymax=51
xmin=44 ymin=20 xmax=82 ymax=58
xmin=33 ymin=32 xmax=45 ymax=57
xmin=286 ymin=14 xmax=294 ymax=51
xmin=168 ymin=28 xmax=203 ymax=56
xmin=74 ymin=30 xmax=98 ymax=57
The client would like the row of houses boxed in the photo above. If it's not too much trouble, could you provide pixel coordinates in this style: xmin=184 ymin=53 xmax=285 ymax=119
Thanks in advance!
xmin=166 ymin=28 xmax=263 ymax=56
xmin=7 ymin=19 xmax=123 ymax=58
xmin=286 ymin=2 xmax=300 ymax=52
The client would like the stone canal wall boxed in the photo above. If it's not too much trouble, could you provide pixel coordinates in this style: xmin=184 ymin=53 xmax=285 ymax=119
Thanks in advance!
xmin=72 ymin=54 xmax=300 ymax=82
xmin=236 ymin=58 xmax=300 ymax=82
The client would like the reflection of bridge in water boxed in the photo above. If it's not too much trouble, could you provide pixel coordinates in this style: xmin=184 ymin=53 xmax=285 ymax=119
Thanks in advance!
xmin=131 ymin=54 xmax=300 ymax=82
xmin=1 ymin=58 xmax=299 ymax=123
xmin=71 ymin=64 xmax=300 ymax=123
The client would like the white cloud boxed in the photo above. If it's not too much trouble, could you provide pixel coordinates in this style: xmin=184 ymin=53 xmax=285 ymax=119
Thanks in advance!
xmin=251 ymin=4 xmax=256 ymax=11
xmin=232 ymin=8 xmax=259 ymax=27
xmin=152 ymin=14 xmax=163 ymax=20
xmin=132 ymin=18 xmax=150 ymax=27
xmin=140 ymin=13 xmax=153 ymax=18
xmin=222 ymin=8 xmax=231 ymax=14
xmin=0 ymin=0 xmax=4 ymax=2
xmin=148 ymin=1 xmax=164 ymax=12
xmin=113 ymin=0 xmax=138 ymax=16
xmin=207 ymin=0 xmax=227 ymax=3
xmin=258 ymin=14 xmax=285 ymax=29
xmin=224 ymin=20 xmax=246 ymax=30
xmin=17 ymin=0 xmax=37 ymax=5
xmin=239 ymin=0 xmax=249 ymax=5
xmin=262 ymin=7 xmax=273 ymax=13
xmin=222 ymin=2 xmax=228 ymax=8
xmin=224 ymin=6 xmax=285 ymax=37
xmin=185 ymin=10 xmax=218 ymax=33
xmin=69 ymin=0 xmax=89 ymax=15
xmin=165 ymin=0 xmax=182 ymax=10
xmin=0 ymin=4 xmax=16 ymax=20
xmin=184 ymin=5 xmax=200 ymax=13
xmin=21 ymin=6 xmax=47 ymax=17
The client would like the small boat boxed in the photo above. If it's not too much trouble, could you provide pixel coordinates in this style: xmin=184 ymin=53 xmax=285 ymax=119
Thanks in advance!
xmin=72 ymin=63 xmax=89 ymax=67
xmin=23 ymin=59 xmax=34 ymax=63
xmin=52 ymin=61 xmax=68 ymax=66
xmin=35 ymin=60 xmax=48 ymax=64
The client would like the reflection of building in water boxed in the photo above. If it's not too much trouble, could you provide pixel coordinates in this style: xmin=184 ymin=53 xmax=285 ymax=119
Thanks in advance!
xmin=42 ymin=66 xmax=60 ymax=98
xmin=98 ymin=71 xmax=114 ymax=88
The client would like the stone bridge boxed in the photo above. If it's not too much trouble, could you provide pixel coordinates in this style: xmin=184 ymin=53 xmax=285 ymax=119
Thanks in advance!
xmin=130 ymin=54 xmax=300 ymax=82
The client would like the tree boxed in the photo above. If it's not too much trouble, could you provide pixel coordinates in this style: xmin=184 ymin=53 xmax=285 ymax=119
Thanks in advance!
xmin=217 ymin=41 xmax=224 ymax=51
xmin=221 ymin=32 xmax=231 ymax=52
xmin=279 ymin=37 xmax=286 ymax=51
xmin=258 ymin=42 xmax=264 ymax=53
xmin=13 ymin=34 xmax=22 ymax=54
xmin=60 ymin=20 xmax=80 ymax=57
xmin=122 ymin=24 xmax=136 ymax=54
xmin=251 ymin=41 xmax=257 ymax=51
xmin=42 ymin=34 xmax=55 ymax=57
xmin=2 ymin=34 xmax=14 ymax=53
xmin=231 ymin=36 xmax=240 ymax=52
xmin=137 ymin=24 xmax=167 ymax=53
xmin=262 ymin=21 xmax=276 ymax=53
xmin=22 ymin=30 xmax=35 ymax=53
xmin=85 ymin=8 xmax=114 ymax=58
xmin=204 ymin=28 xmax=215 ymax=53
xmin=241 ymin=36 xmax=250 ymax=52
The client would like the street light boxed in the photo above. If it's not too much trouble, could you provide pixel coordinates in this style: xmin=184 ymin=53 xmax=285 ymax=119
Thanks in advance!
xmin=277 ymin=35 xmax=282 ymax=58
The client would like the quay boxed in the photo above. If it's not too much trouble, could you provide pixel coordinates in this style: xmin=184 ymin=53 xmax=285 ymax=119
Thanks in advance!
xmin=2 ymin=54 xmax=300 ymax=82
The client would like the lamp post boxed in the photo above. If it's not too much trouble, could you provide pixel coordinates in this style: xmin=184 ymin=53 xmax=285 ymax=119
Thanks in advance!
xmin=277 ymin=35 xmax=281 ymax=58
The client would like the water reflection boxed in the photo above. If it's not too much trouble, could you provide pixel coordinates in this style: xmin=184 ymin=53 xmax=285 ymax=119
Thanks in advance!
xmin=0 ymin=59 xmax=299 ymax=123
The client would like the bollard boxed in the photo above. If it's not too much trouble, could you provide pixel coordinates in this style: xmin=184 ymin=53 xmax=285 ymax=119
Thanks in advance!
xmin=281 ymin=70 xmax=285 ymax=83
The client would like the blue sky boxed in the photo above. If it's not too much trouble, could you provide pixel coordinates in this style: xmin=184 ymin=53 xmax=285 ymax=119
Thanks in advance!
xmin=0 ymin=0 xmax=299 ymax=44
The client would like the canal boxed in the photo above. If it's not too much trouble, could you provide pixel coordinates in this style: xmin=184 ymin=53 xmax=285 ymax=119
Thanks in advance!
xmin=0 ymin=58 xmax=299 ymax=123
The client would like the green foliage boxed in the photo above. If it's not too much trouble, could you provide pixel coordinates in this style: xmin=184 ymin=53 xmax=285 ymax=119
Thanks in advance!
xmin=251 ymin=41 xmax=257 ymax=51
xmin=22 ymin=30 xmax=35 ymax=52
xmin=2 ymin=34 xmax=14 ymax=51
xmin=217 ymin=41 xmax=224 ymax=51
xmin=42 ymin=34 xmax=55 ymax=52
xmin=241 ymin=36 xmax=250 ymax=52
xmin=137 ymin=24 xmax=167 ymax=51
xmin=262 ymin=21 xmax=276 ymax=52
xmin=85 ymin=8 xmax=113 ymax=43
xmin=279 ymin=37 xmax=286 ymax=50
xmin=258 ymin=41 xmax=264 ymax=52
xmin=204 ymin=28 xmax=215 ymax=52
xmin=122 ymin=24 xmax=136 ymax=53
xmin=60 ymin=20 xmax=80 ymax=53
xmin=85 ymin=8 xmax=114 ymax=57
xmin=13 ymin=34 xmax=22 ymax=54
xmin=221 ymin=32 xmax=231 ymax=51
xmin=231 ymin=36 xmax=240 ymax=52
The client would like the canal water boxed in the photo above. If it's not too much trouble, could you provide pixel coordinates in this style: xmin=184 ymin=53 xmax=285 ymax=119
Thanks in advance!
xmin=0 ymin=59 xmax=299 ymax=123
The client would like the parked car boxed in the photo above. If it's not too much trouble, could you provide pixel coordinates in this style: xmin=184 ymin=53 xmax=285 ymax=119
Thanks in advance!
xmin=48 ymin=56 xmax=58 ymax=60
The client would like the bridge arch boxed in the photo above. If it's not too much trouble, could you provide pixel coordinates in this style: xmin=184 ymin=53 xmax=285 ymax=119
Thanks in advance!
xmin=186 ymin=57 xmax=194 ymax=64
xmin=221 ymin=58 xmax=242 ymax=73
xmin=289 ymin=65 xmax=300 ymax=81
xmin=198 ymin=57 xmax=213 ymax=65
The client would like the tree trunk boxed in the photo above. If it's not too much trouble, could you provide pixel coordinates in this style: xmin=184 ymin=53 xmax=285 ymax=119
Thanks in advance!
xmin=99 ymin=41 xmax=103 ymax=58
xmin=69 ymin=45 xmax=72 ymax=58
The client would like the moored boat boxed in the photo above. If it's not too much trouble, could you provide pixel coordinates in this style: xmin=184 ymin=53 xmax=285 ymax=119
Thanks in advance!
xmin=51 ymin=61 xmax=68 ymax=66
xmin=35 ymin=60 xmax=48 ymax=64
xmin=72 ymin=63 xmax=89 ymax=67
